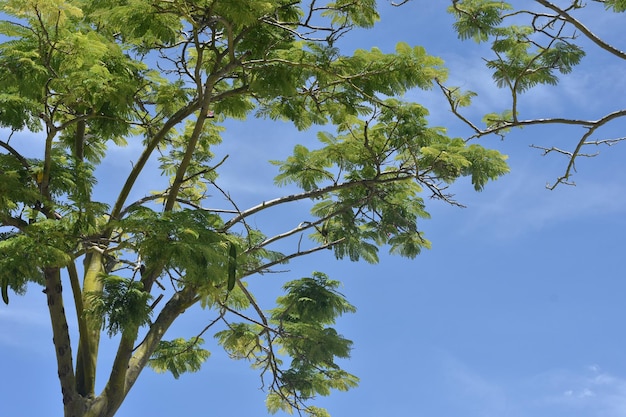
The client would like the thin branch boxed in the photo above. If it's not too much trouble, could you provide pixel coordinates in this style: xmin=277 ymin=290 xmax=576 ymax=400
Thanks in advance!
xmin=220 ymin=304 xmax=279 ymax=335
xmin=546 ymin=109 xmax=626 ymax=189
xmin=535 ymin=0 xmax=626 ymax=60
xmin=248 ymin=220 xmax=322 ymax=252
xmin=585 ymin=136 xmax=626 ymax=146
xmin=222 ymin=174 xmax=413 ymax=231
xmin=0 ymin=137 xmax=31 ymax=170
xmin=530 ymin=144 xmax=589 ymax=157
xmin=241 ymin=238 xmax=345 ymax=278
xmin=436 ymin=80 xmax=483 ymax=134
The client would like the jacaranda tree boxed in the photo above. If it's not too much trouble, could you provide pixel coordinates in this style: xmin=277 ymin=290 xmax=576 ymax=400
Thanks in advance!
xmin=0 ymin=1 xmax=511 ymax=416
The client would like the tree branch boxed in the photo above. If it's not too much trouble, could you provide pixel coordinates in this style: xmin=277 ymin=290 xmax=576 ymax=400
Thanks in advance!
xmin=535 ymin=0 xmax=626 ymax=60
xmin=544 ymin=109 xmax=626 ymax=188
xmin=222 ymin=174 xmax=414 ymax=231
xmin=123 ymin=288 xmax=197 ymax=391
xmin=241 ymin=239 xmax=345 ymax=278
xmin=109 ymin=98 xmax=201 ymax=221
xmin=0 ymin=136 xmax=31 ymax=170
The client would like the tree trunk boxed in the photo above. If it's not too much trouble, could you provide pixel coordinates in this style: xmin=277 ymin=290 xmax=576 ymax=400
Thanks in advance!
xmin=75 ymin=252 xmax=105 ymax=397
xmin=44 ymin=267 xmax=82 ymax=416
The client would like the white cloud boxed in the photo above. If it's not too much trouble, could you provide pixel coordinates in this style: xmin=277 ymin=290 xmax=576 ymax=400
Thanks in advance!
xmin=442 ymin=156 xmax=626 ymax=240
xmin=539 ymin=366 xmax=626 ymax=417
xmin=441 ymin=357 xmax=626 ymax=417
xmin=443 ymin=356 xmax=520 ymax=417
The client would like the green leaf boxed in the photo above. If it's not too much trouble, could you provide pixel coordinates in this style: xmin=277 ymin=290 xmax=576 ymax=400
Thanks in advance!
xmin=148 ymin=338 xmax=210 ymax=379
xmin=271 ymin=272 xmax=356 ymax=325
xmin=266 ymin=391 xmax=292 ymax=415
xmin=449 ymin=0 xmax=513 ymax=42
xmin=85 ymin=274 xmax=153 ymax=337
xmin=604 ymin=0 xmax=626 ymax=12
xmin=215 ymin=322 xmax=263 ymax=360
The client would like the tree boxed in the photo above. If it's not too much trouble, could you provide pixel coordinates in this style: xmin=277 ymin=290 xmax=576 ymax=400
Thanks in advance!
xmin=0 ymin=1 xmax=509 ymax=417
xmin=442 ymin=0 xmax=626 ymax=188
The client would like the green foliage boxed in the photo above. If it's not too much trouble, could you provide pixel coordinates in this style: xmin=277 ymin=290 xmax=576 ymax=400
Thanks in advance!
xmin=217 ymin=273 xmax=358 ymax=413
xmin=272 ymin=272 xmax=357 ymax=325
xmin=273 ymin=100 xmax=508 ymax=262
xmin=604 ymin=0 xmax=626 ymax=12
xmin=268 ymin=273 xmax=358 ymax=407
xmin=86 ymin=274 xmax=153 ymax=337
xmin=258 ymin=41 xmax=447 ymax=130
xmin=215 ymin=322 xmax=264 ymax=361
xmin=89 ymin=0 xmax=182 ymax=48
xmin=445 ymin=86 xmax=478 ymax=110
xmin=148 ymin=338 xmax=211 ymax=379
xmin=120 ymin=208 xmax=228 ymax=283
xmin=0 ymin=1 xmax=513 ymax=416
xmin=0 ymin=154 xmax=39 ymax=213
xmin=157 ymin=119 xmax=224 ymax=205
xmin=449 ymin=0 xmax=586 ymax=124
xmin=482 ymin=109 xmax=514 ymax=130
xmin=449 ymin=0 xmax=512 ymax=42
xmin=485 ymin=28 xmax=585 ymax=93
xmin=321 ymin=0 xmax=379 ymax=29
xmin=0 ymin=220 xmax=74 ymax=300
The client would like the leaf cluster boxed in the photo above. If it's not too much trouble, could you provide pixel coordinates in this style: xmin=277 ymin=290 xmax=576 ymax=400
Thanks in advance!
xmin=215 ymin=272 xmax=357 ymax=416
xmin=148 ymin=337 xmax=211 ymax=379
xmin=0 ymin=219 xmax=75 ymax=303
xmin=602 ymin=0 xmax=626 ymax=12
xmin=451 ymin=1 xmax=585 ymax=94
xmin=119 ymin=208 xmax=228 ymax=285
xmin=447 ymin=0 xmax=588 ymax=130
xmin=269 ymin=273 xmax=358 ymax=412
xmin=273 ymin=100 xmax=508 ymax=262
xmin=258 ymin=42 xmax=447 ymax=130
xmin=86 ymin=274 xmax=153 ymax=337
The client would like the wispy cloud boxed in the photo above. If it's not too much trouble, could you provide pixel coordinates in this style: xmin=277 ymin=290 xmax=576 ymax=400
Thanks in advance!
xmin=440 ymin=156 xmax=626 ymax=240
xmin=441 ymin=357 xmax=626 ymax=417
xmin=537 ymin=365 xmax=626 ymax=417
xmin=443 ymin=356 xmax=519 ymax=417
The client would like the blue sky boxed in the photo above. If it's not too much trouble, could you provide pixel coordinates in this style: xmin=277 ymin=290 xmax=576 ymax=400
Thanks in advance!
xmin=2 ymin=1 xmax=626 ymax=417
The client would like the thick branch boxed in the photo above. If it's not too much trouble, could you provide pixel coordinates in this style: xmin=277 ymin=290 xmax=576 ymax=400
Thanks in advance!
xmin=43 ymin=267 xmax=80 ymax=415
xmin=109 ymin=99 xmax=201 ymax=221
xmin=0 ymin=137 xmax=31 ymax=170
xmin=163 ymin=90 xmax=213 ymax=211
xmin=75 ymin=252 xmax=104 ymax=397
xmin=109 ymin=287 xmax=197 ymax=411
xmin=66 ymin=260 xmax=91 ymax=394
xmin=0 ymin=214 xmax=28 ymax=230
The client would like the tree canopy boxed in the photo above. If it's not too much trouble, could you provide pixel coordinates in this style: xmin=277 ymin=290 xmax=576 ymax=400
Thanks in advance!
xmin=0 ymin=1 xmax=509 ymax=416
xmin=0 ymin=1 xmax=623 ymax=417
